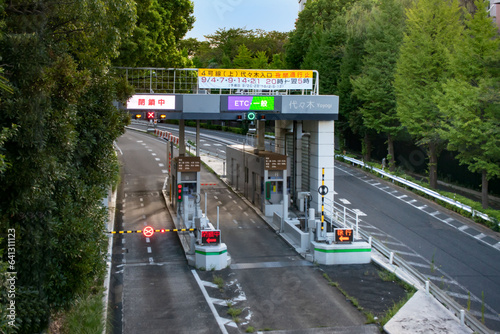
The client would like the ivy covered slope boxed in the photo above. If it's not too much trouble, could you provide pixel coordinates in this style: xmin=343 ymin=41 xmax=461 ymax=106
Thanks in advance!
xmin=0 ymin=0 xmax=191 ymax=332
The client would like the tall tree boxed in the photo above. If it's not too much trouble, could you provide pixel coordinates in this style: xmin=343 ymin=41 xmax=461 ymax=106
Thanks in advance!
xmin=394 ymin=0 xmax=463 ymax=188
xmin=0 ymin=0 xmax=134 ymax=331
xmin=351 ymin=0 xmax=408 ymax=170
xmin=437 ymin=0 xmax=500 ymax=208
xmin=233 ymin=44 xmax=254 ymax=68
xmin=114 ymin=0 xmax=194 ymax=67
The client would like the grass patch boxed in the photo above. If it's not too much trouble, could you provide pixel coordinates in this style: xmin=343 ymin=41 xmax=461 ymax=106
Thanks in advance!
xmin=378 ymin=269 xmax=416 ymax=292
xmin=60 ymin=291 xmax=108 ymax=334
xmin=227 ymin=305 xmax=242 ymax=323
xmin=379 ymin=291 xmax=415 ymax=327
xmin=213 ymin=275 xmax=224 ymax=291
xmin=246 ymin=326 xmax=255 ymax=333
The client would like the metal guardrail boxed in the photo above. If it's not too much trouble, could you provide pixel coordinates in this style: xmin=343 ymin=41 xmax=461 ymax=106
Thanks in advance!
xmin=337 ymin=154 xmax=498 ymax=227
xmin=323 ymin=200 xmax=493 ymax=334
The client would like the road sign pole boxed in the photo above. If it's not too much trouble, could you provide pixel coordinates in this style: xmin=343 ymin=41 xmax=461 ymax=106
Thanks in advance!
xmin=321 ymin=168 xmax=325 ymax=237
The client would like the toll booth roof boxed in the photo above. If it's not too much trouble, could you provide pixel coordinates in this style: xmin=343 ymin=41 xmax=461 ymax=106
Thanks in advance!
xmin=228 ymin=145 xmax=287 ymax=159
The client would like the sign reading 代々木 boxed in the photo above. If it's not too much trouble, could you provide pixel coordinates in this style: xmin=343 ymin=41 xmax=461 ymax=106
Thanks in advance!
xmin=198 ymin=69 xmax=313 ymax=90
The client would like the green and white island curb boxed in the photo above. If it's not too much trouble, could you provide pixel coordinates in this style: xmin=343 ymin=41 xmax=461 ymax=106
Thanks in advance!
xmin=195 ymin=243 xmax=229 ymax=271
xmin=312 ymin=240 xmax=371 ymax=265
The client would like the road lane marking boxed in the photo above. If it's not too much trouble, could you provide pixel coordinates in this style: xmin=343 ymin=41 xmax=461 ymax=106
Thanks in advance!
xmin=149 ymin=257 xmax=154 ymax=264
xmin=214 ymin=195 xmax=218 ymax=200
xmin=429 ymin=211 xmax=440 ymax=216
xmin=155 ymin=158 xmax=160 ymax=161
xmin=191 ymin=270 xmax=231 ymax=334
xmin=494 ymin=242 xmax=500 ymax=250
xmin=140 ymin=198 xmax=143 ymax=202
xmin=243 ymin=212 xmax=249 ymax=216
xmin=152 ymin=153 xmax=157 ymax=156
xmin=233 ymin=200 xmax=237 ymax=204
xmin=238 ymin=205 xmax=243 ymax=210
xmin=147 ymin=247 xmax=152 ymax=253
xmin=233 ymin=219 xmax=238 ymax=225
xmin=146 ymin=238 xmax=150 ymax=243
xmin=407 ymin=199 xmax=417 ymax=204
xmin=250 ymin=219 xmax=256 ymax=224
xmin=458 ymin=225 xmax=469 ymax=231
xmin=352 ymin=209 xmax=366 ymax=216
xmin=218 ymin=201 xmax=223 ymax=205
xmin=444 ymin=218 xmax=454 ymax=223
xmin=339 ymin=198 xmax=351 ymax=205
xmin=406 ymin=261 xmax=429 ymax=268
xmin=159 ymin=163 xmax=164 ymax=167
xmin=446 ymin=292 xmax=470 ymax=300
xmin=228 ymin=195 xmax=232 ymax=199
xmin=162 ymin=170 xmax=168 ymax=174
xmin=474 ymin=233 xmax=486 ymax=240
xmin=397 ymin=195 xmax=408 ymax=199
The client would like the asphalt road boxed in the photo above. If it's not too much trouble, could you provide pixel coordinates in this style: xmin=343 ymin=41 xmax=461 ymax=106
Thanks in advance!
xmin=109 ymin=129 xmax=379 ymax=333
xmin=334 ymin=163 xmax=500 ymax=331
xmin=124 ymin=121 xmax=500 ymax=331
xmin=109 ymin=131 xmax=219 ymax=333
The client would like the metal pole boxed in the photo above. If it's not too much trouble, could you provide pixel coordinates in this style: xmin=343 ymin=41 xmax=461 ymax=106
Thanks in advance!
xmin=321 ymin=168 xmax=325 ymax=237
xmin=205 ymin=192 xmax=207 ymax=216
xmin=217 ymin=206 xmax=219 ymax=230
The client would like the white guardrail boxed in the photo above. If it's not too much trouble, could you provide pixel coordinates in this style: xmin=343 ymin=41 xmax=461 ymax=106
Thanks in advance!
xmin=323 ymin=199 xmax=493 ymax=334
xmin=337 ymin=154 xmax=498 ymax=227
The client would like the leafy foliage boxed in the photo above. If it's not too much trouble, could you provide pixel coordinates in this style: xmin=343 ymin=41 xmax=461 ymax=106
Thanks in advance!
xmin=436 ymin=0 xmax=500 ymax=208
xmin=0 ymin=0 xmax=141 ymax=332
xmin=394 ymin=0 xmax=463 ymax=188
xmin=114 ymin=0 xmax=194 ymax=67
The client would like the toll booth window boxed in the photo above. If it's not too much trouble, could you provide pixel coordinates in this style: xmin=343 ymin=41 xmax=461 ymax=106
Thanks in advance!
xmin=277 ymin=182 xmax=283 ymax=194
xmin=184 ymin=183 xmax=196 ymax=196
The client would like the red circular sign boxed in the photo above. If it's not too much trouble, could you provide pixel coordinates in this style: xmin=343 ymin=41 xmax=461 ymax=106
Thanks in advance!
xmin=143 ymin=226 xmax=155 ymax=238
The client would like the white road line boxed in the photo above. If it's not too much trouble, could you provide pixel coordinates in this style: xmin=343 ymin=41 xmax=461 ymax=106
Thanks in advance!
xmin=143 ymin=222 xmax=147 ymax=226
xmin=214 ymin=195 xmax=218 ymax=200
xmin=458 ymin=225 xmax=469 ymax=231
xmin=243 ymin=212 xmax=249 ymax=216
xmin=233 ymin=219 xmax=238 ymax=225
xmin=446 ymin=292 xmax=470 ymax=300
xmin=444 ymin=218 xmax=454 ymax=223
xmin=339 ymin=198 xmax=351 ymax=205
xmin=406 ymin=261 xmax=429 ymax=268
xmin=223 ymin=207 xmax=227 ymax=211
xmin=371 ymin=182 xmax=381 ymax=186
xmin=397 ymin=195 xmax=408 ymax=199
xmin=202 ymin=280 xmax=219 ymax=289
xmin=407 ymin=200 xmax=417 ymax=204
xmin=228 ymin=195 xmax=232 ymax=199
xmin=155 ymin=158 xmax=160 ymax=161
xmin=250 ymin=219 xmax=256 ymax=224
xmin=218 ymin=201 xmax=223 ymax=205
xmin=238 ymin=205 xmax=243 ymax=210
xmin=162 ymin=170 xmax=168 ymax=174
xmin=152 ymin=153 xmax=157 ymax=156
xmin=394 ymin=251 xmax=422 ymax=258
xmin=140 ymin=198 xmax=143 ymax=202
xmin=140 ymin=203 xmax=144 ymax=207
xmin=429 ymin=211 xmax=440 ymax=216
xmin=475 ymin=233 xmax=486 ymax=240
xmin=159 ymin=163 xmax=164 ymax=167
xmin=417 ymin=205 xmax=427 ymax=210
xmin=191 ymin=270 xmax=230 ymax=334
xmin=147 ymin=247 xmax=152 ymax=253
xmin=494 ymin=242 xmax=500 ymax=250
xmin=352 ymin=209 xmax=367 ymax=216
xmin=148 ymin=149 xmax=152 ymax=152
xmin=383 ymin=240 xmax=405 ymax=246
xmin=142 ymin=215 xmax=146 ymax=219
xmin=146 ymin=238 xmax=150 ymax=243
xmin=149 ymin=257 xmax=154 ymax=264
xmin=122 ymin=239 xmax=125 ymax=244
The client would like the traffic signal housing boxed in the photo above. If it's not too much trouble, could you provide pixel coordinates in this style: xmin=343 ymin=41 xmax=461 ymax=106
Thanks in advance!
xmin=177 ymin=184 xmax=183 ymax=202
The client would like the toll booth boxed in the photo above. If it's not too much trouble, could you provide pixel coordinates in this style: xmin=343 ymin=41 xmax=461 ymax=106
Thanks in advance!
xmin=226 ymin=145 xmax=289 ymax=218
xmin=171 ymin=156 xmax=201 ymax=228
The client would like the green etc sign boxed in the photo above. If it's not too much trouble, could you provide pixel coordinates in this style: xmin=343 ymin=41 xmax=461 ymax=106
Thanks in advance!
xmin=228 ymin=96 xmax=275 ymax=111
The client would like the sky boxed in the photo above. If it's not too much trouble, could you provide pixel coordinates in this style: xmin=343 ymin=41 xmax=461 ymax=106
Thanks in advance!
xmin=184 ymin=0 xmax=300 ymax=41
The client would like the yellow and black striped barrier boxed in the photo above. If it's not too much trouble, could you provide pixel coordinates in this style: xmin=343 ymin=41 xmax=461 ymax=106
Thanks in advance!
xmin=107 ymin=228 xmax=196 ymax=235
